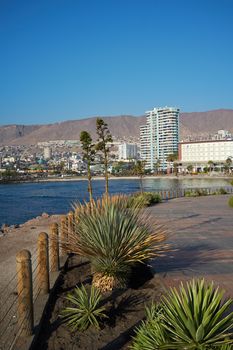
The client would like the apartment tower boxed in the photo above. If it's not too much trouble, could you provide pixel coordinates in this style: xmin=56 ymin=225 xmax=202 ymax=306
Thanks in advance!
xmin=140 ymin=107 xmax=179 ymax=170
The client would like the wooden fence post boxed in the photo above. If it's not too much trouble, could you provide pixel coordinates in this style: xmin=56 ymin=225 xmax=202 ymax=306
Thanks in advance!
xmin=50 ymin=223 xmax=59 ymax=272
xmin=16 ymin=250 xmax=34 ymax=336
xmin=38 ymin=232 xmax=50 ymax=294
xmin=60 ymin=215 xmax=68 ymax=256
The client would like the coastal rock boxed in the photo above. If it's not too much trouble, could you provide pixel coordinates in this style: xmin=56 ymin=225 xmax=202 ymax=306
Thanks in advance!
xmin=42 ymin=212 xmax=49 ymax=218
xmin=24 ymin=218 xmax=39 ymax=226
xmin=1 ymin=224 xmax=9 ymax=233
xmin=10 ymin=224 xmax=19 ymax=230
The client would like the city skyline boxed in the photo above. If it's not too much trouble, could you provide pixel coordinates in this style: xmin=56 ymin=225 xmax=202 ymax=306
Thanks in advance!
xmin=1 ymin=0 xmax=233 ymax=125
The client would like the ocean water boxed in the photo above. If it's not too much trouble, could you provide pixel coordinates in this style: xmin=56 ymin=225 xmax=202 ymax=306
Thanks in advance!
xmin=0 ymin=177 xmax=230 ymax=226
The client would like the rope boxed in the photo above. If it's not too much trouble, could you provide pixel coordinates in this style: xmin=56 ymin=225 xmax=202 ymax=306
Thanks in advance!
xmin=0 ymin=272 xmax=18 ymax=297
xmin=0 ymin=287 xmax=25 ymax=327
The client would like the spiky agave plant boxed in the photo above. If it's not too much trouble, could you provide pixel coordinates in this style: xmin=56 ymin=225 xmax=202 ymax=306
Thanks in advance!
xmin=67 ymin=195 xmax=169 ymax=292
xmin=61 ymin=284 xmax=107 ymax=331
xmin=131 ymin=302 xmax=169 ymax=350
xmin=131 ymin=281 xmax=233 ymax=350
xmin=162 ymin=279 xmax=233 ymax=349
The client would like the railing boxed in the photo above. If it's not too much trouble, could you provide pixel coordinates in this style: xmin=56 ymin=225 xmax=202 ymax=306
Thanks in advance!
xmin=154 ymin=186 xmax=233 ymax=200
xmin=0 ymin=212 xmax=73 ymax=350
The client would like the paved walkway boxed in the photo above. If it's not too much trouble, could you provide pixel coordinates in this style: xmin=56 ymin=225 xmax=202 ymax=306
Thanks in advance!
xmin=149 ymin=195 xmax=233 ymax=297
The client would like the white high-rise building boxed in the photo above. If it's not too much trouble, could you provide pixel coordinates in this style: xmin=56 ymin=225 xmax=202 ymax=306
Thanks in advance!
xmin=118 ymin=143 xmax=138 ymax=160
xmin=140 ymin=107 xmax=179 ymax=170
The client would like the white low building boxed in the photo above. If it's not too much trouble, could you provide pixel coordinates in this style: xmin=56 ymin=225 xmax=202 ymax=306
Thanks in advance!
xmin=118 ymin=143 xmax=138 ymax=160
xmin=179 ymin=140 xmax=233 ymax=164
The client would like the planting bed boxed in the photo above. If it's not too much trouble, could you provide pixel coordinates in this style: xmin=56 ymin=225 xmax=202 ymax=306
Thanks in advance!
xmin=34 ymin=255 xmax=164 ymax=350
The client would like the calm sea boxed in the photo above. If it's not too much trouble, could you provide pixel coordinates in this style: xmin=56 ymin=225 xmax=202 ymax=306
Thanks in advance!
xmin=0 ymin=177 xmax=230 ymax=226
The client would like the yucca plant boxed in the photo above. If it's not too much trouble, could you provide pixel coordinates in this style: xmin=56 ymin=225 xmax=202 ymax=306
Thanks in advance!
xmin=61 ymin=284 xmax=107 ymax=331
xmin=131 ymin=280 xmax=233 ymax=350
xmin=131 ymin=302 xmax=169 ymax=350
xmin=66 ymin=195 xmax=169 ymax=292
xmin=162 ymin=279 xmax=233 ymax=349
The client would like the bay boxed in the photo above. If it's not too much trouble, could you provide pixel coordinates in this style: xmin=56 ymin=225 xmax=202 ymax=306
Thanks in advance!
xmin=0 ymin=177 xmax=230 ymax=226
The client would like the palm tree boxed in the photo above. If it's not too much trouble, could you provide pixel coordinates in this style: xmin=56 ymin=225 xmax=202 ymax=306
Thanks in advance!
xmin=187 ymin=164 xmax=193 ymax=174
xmin=153 ymin=159 xmax=160 ymax=175
xmin=173 ymin=162 xmax=178 ymax=176
xmin=208 ymin=160 xmax=214 ymax=175
xmin=166 ymin=153 xmax=178 ymax=174
xmin=226 ymin=157 xmax=232 ymax=174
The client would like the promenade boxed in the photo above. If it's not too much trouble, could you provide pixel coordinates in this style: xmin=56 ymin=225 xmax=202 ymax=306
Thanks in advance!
xmin=149 ymin=195 xmax=233 ymax=297
xmin=0 ymin=215 xmax=60 ymax=290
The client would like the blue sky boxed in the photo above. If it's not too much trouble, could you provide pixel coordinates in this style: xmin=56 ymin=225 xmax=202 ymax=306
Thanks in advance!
xmin=0 ymin=0 xmax=233 ymax=125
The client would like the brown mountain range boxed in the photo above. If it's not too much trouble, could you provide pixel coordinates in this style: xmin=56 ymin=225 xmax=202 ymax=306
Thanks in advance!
xmin=0 ymin=109 xmax=233 ymax=145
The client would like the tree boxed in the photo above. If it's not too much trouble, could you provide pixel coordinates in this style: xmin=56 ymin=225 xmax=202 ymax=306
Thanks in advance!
xmin=226 ymin=157 xmax=232 ymax=174
xmin=166 ymin=153 xmax=178 ymax=174
xmin=173 ymin=162 xmax=179 ymax=176
xmin=187 ymin=164 xmax=193 ymax=174
xmin=95 ymin=118 xmax=113 ymax=195
xmin=153 ymin=159 xmax=160 ymax=175
xmin=133 ymin=160 xmax=146 ymax=193
xmin=166 ymin=153 xmax=178 ymax=163
xmin=208 ymin=160 xmax=214 ymax=174
xmin=80 ymin=131 xmax=96 ymax=201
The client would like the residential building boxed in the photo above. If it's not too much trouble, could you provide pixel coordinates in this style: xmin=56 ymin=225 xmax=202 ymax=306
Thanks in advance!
xmin=214 ymin=130 xmax=232 ymax=140
xmin=118 ymin=143 xmax=138 ymax=160
xmin=140 ymin=107 xmax=179 ymax=170
xmin=43 ymin=147 xmax=51 ymax=160
xmin=179 ymin=139 xmax=233 ymax=167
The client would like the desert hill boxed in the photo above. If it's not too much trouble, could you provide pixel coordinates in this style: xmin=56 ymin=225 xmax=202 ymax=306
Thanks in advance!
xmin=0 ymin=109 xmax=233 ymax=145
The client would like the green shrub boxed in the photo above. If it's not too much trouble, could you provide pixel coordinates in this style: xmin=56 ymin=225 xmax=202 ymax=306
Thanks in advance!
xmin=229 ymin=179 xmax=233 ymax=186
xmin=69 ymin=195 xmax=168 ymax=292
xmin=61 ymin=284 xmax=107 ymax=331
xmin=185 ymin=189 xmax=209 ymax=197
xmin=131 ymin=279 xmax=233 ymax=349
xmin=196 ymin=188 xmax=208 ymax=196
xmin=218 ymin=188 xmax=228 ymax=195
xmin=129 ymin=192 xmax=162 ymax=207
xmin=228 ymin=196 xmax=233 ymax=208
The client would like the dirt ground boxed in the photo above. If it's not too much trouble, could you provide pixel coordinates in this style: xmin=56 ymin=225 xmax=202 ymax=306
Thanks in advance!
xmin=34 ymin=255 xmax=165 ymax=350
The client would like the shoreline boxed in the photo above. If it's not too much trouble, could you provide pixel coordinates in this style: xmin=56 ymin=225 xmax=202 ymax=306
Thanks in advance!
xmin=0 ymin=174 xmax=232 ymax=184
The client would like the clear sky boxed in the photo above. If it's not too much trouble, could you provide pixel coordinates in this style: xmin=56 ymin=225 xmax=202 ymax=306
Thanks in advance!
xmin=0 ymin=0 xmax=233 ymax=125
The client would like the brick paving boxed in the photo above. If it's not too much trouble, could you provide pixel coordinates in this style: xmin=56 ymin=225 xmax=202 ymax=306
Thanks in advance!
xmin=148 ymin=195 xmax=233 ymax=297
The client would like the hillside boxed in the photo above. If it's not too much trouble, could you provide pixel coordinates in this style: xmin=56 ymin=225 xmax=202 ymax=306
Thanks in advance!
xmin=0 ymin=109 xmax=233 ymax=145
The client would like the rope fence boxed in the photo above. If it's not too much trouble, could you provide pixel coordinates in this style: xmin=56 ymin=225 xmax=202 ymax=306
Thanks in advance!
xmin=0 ymin=213 xmax=70 ymax=350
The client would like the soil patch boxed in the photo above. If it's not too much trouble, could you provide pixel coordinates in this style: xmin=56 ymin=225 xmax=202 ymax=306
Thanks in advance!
xmin=34 ymin=255 xmax=165 ymax=350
